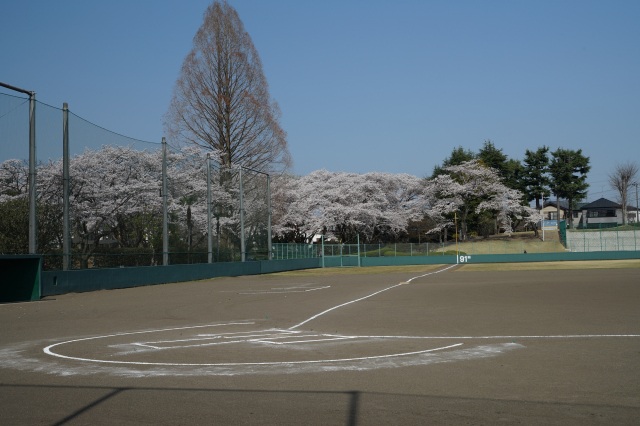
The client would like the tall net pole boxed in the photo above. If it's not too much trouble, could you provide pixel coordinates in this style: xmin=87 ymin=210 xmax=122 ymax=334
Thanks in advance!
xmin=162 ymin=137 xmax=169 ymax=266
xmin=0 ymin=82 xmax=37 ymax=254
xmin=267 ymin=174 xmax=272 ymax=260
xmin=62 ymin=103 xmax=70 ymax=270
xmin=207 ymin=154 xmax=213 ymax=263
xmin=28 ymin=93 xmax=37 ymax=254
xmin=239 ymin=167 xmax=245 ymax=262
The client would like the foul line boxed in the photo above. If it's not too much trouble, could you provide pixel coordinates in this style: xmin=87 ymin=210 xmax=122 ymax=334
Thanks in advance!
xmin=288 ymin=265 xmax=457 ymax=330
xmin=341 ymin=334 xmax=640 ymax=340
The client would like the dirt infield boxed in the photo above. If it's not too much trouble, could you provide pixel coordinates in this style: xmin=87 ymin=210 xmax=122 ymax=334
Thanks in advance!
xmin=1 ymin=263 xmax=639 ymax=425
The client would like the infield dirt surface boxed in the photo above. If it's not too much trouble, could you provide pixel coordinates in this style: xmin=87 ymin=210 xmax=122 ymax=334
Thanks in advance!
xmin=1 ymin=262 xmax=639 ymax=425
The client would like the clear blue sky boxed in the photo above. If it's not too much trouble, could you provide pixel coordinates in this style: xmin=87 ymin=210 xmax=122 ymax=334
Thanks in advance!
xmin=2 ymin=0 xmax=639 ymax=202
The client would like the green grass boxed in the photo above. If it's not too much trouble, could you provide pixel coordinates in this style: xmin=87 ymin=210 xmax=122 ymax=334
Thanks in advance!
xmin=272 ymin=264 xmax=443 ymax=277
xmin=442 ymin=231 xmax=566 ymax=255
xmin=460 ymin=259 xmax=640 ymax=271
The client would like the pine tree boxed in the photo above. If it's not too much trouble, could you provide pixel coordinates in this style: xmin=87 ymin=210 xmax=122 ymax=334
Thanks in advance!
xmin=523 ymin=146 xmax=551 ymax=209
xmin=549 ymin=148 xmax=590 ymax=229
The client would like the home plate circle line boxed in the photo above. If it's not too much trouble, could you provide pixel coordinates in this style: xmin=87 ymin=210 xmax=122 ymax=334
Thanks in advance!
xmin=289 ymin=264 xmax=457 ymax=330
xmin=42 ymin=342 xmax=464 ymax=367
xmin=40 ymin=321 xmax=256 ymax=356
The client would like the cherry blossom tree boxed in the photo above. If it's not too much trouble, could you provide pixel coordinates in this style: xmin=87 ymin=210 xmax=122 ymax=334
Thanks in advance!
xmin=0 ymin=159 xmax=28 ymax=198
xmin=1 ymin=159 xmax=63 ymax=255
xmin=272 ymin=170 xmax=425 ymax=243
xmin=36 ymin=146 xmax=164 ymax=267
xmin=271 ymin=173 xmax=310 ymax=243
xmin=0 ymin=160 xmax=29 ymax=252
xmin=426 ymin=160 xmax=531 ymax=240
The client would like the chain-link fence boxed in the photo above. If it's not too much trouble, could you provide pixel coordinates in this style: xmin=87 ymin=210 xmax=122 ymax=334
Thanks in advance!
xmin=566 ymin=227 xmax=640 ymax=252
xmin=0 ymin=92 xmax=270 ymax=270
xmin=272 ymin=242 xmax=456 ymax=260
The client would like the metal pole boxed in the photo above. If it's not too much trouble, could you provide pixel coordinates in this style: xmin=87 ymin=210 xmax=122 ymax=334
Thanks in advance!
xmin=239 ymin=167 xmax=245 ymax=262
xmin=206 ymin=155 xmax=212 ymax=263
xmin=455 ymin=212 xmax=459 ymax=264
xmin=267 ymin=173 xmax=272 ymax=260
xmin=162 ymin=137 xmax=169 ymax=266
xmin=633 ymin=182 xmax=640 ymax=250
xmin=541 ymin=196 xmax=546 ymax=242
xmin=357 ymin=234 xmax=361 ymax=267
xmin=0 ymin=82 xmax=38 ymax=254
xmin=634 ymin=182 xmax=639 ymax=224
xmin=28 ymin=92 xmax=37 ymax=254
xmin=556 ymin=194 xmax=561 ymax=231
xmin=62 ymin=103 xmax=70 ymax=270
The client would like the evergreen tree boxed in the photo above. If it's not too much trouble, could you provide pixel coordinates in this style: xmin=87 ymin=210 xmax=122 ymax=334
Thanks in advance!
xmin=549 ymin=148 xmax=590 ymax=229
xmin=431 ymin=146 xmax=476 ymax=178
xmin=478 ymin=140 xmax=508 ymax=172
xmin=522 ymin=146 xmax=551 ymax=209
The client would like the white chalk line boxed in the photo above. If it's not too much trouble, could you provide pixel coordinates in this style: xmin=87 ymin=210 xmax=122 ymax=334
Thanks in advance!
xmin=220 ymin=283 xmax=331 ymax=295
xmin=288 ymin=264 xmax=457 ymax=330
xmin=37 ymin=264 xmax=640 ymax=375
xmin=238 ymin=286 xmax=330 ymax=295
xmin=130 ymin=330 xmax=336 ymax=349
xmin=43 ymin=333 xmax=464 ymax=367
xmin=43 ymin=265 xmax=458 ymax=365
xmin=358 ymin=334 xmax=640 ymax=339
xmin=42 ymin=321 xmax=255 ymax=355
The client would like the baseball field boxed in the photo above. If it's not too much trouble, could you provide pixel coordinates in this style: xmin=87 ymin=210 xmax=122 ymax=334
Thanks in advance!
xmin=1 ymin=261 xmax=639 ymax=425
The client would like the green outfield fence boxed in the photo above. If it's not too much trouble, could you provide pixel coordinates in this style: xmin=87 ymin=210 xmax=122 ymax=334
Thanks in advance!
xmin=1 ymin=250 xmax=638 ymax=300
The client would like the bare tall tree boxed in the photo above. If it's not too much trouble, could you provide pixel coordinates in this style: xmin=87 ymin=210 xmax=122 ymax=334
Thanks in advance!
xmin=609 ymin=162 xmax=639 ymax=225
xmin=166 ymin=1 xmax=291 ymax=173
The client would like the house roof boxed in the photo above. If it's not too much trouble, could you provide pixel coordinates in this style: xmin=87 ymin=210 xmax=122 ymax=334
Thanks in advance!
xmin=580 ymin=197 xmax=621 ymax=210
xmin=543 ymin=200 xmax=587 ymax=210
xmin=543 ymin=200 xmax=569 ymax=210
xmin=542 ymin=197 xmax=638 ymax=211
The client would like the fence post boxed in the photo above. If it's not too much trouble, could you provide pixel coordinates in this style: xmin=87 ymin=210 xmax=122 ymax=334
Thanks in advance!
xmin=62 ymin=103 xmax=70 ymax=270
xmin=600 ymin=227 xmax=603 ymax=251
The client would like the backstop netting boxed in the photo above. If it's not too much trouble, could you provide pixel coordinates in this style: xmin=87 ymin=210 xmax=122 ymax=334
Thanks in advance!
xmin=0 ymin=92 xmax=270 ymax=270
